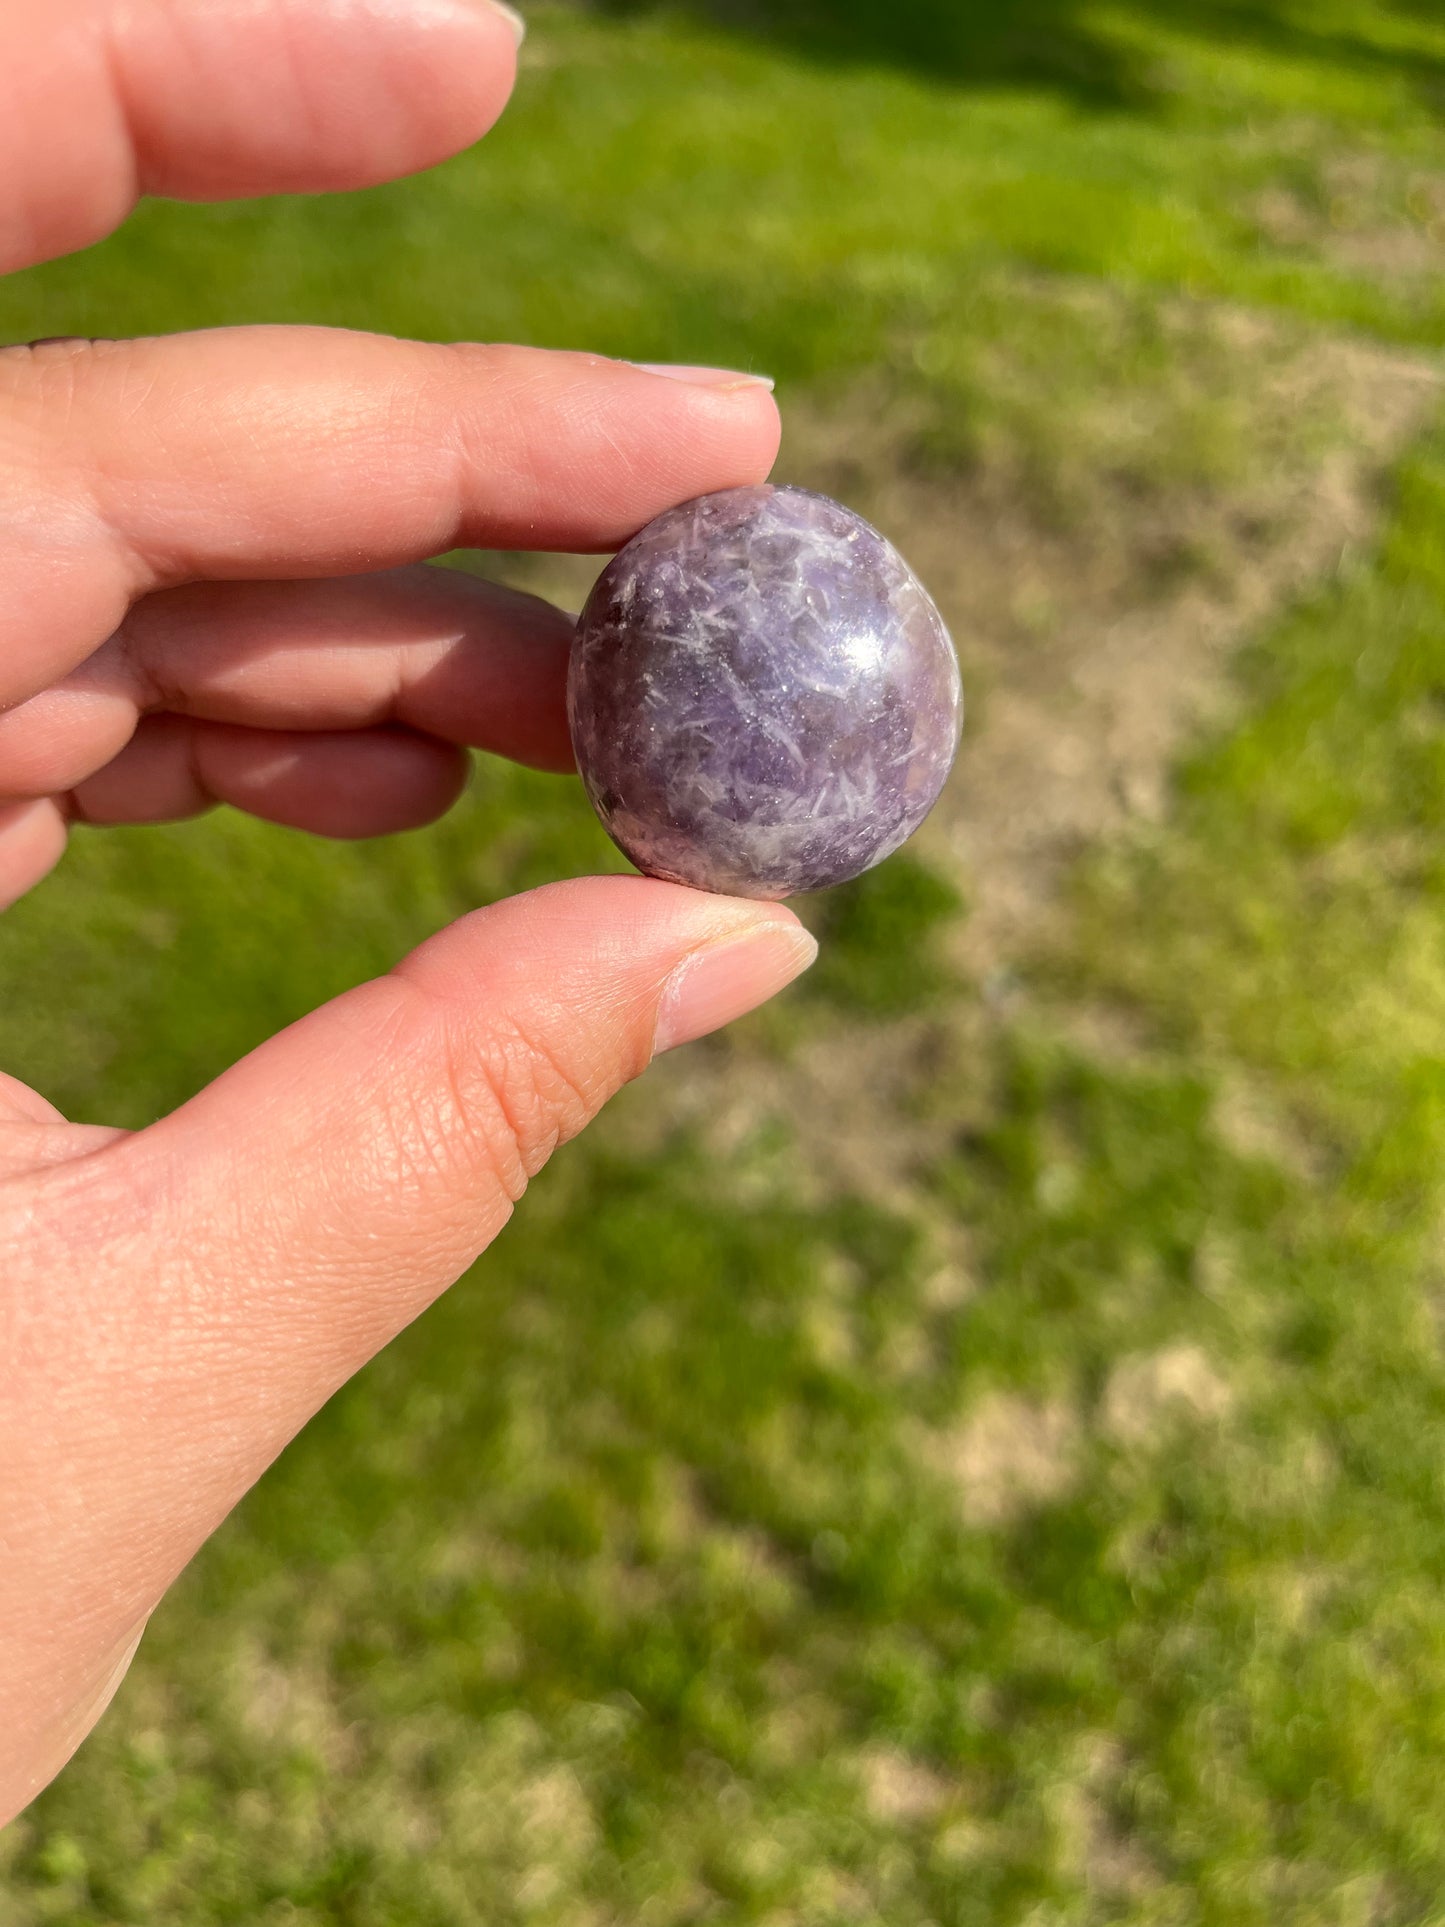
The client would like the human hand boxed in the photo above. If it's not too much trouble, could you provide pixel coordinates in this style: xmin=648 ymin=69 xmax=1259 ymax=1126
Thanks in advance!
xmin=0 ymin=0 xmax=815 ymax=1821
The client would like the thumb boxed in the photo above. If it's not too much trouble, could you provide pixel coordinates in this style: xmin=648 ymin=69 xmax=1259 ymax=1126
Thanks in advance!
xmin=119 ymin=875 xmax=815 ymax=1470
xmin=5 ymin=878 xmax=814 ymax=1813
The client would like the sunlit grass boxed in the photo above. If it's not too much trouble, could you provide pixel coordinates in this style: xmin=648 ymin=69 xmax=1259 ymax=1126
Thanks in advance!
xmin=3 ymin=0 xmax=1445 ymax=1919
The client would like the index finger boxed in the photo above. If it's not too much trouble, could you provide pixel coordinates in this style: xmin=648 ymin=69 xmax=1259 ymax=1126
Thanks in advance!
xmin=0 ymin=0 xmax=523 ymax=273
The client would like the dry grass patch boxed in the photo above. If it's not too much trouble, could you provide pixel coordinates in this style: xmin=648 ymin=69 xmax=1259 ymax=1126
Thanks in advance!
xmin=553 ymin=299 xmax=1440 ymax=1272
xmin=1101 ymin=1343 xmax=1234 ymax=1447
xmin=917 ymin=1392 xmax=1081 ymax=1528
xmin=856 ymin=1745 xmax=954 ymax=1827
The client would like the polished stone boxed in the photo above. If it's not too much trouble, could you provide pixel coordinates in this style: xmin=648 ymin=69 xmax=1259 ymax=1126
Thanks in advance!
xmin=568 ymin=484 xmax=963 ymax=899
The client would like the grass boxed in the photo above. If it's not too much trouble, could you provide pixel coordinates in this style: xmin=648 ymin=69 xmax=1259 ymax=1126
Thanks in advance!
xmin=4 ymin=0 xmax=1445 ymax=1921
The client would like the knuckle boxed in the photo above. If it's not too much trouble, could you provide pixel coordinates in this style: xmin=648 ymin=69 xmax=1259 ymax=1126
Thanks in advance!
xmin=383 ymin=985 xmax=600 ymax=1211
xmin=440 ymin=1010 xmax=598 ymax=1197
xmin=0 ymin=340 xmax=113 ymax=528
xmin=0 ymin=335 xmax=149 ymax=473
xmin=0 ymin=336 xmax=97 ymax=419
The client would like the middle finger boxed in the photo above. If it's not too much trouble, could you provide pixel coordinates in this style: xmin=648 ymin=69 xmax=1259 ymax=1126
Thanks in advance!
xmin=0 ymin=564 xmax=579 ymax=804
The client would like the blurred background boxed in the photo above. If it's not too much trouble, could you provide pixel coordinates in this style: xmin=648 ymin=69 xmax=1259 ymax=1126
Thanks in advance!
xmin=4 ymin=1 xmax=1445 ymax=1919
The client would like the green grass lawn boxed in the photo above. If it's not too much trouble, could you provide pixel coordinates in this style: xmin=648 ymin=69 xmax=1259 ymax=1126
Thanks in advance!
xmin=5 ymin=1 xmax=1445 ymax=1921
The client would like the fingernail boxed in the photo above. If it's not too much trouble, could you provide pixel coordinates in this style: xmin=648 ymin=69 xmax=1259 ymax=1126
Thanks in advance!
xmin=484 ymin=0 xmax=526 ymax=45
xmin=654 ymin=921 xmax=818 ymax=1055
xmin=42 ymin=1617 xmax=149 ymax=1791
xmin=634 ymin=363 xmax=776 ymax=394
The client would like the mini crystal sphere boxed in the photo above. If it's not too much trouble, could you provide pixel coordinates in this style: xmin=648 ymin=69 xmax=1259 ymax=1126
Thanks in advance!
xmin=568 ymin=485 xmax=963 ymax=900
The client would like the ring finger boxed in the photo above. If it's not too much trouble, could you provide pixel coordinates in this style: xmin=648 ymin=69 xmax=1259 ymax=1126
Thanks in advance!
xmin=68 ymin=714 xmax=471 ymax=838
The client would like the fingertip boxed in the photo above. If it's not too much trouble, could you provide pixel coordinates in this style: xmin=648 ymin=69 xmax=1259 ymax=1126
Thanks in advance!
xmin=0 ymin=1070 xmax=68 ymax=1126
xmin=622 ymin=362 xmax=783 ymax=496
xmin=398 ymin=873 xmax=812 ymax=1041
xmin=480 ymin=0 xmax=528 ymax=48
xmin=441 ymin=348 xmax=783 ymax=549
xmin=0 ymin=799 xmax=68 ymax=910
xmin=653 ymin=914 xmax=817 ymax=1054
xmin=1 ymin=0 xmax=529 ymax=271
xmin=118 ymin=0 xmax=523 ymax=202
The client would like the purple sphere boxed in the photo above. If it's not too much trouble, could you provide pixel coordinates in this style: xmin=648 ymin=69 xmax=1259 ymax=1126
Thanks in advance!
xmin=568 ymin=484 xmax=963 ymax=900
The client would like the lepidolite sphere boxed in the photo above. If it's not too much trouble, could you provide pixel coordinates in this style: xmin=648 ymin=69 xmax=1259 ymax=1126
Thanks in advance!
xmin=568 ymin=485 xmax=963 ymax=900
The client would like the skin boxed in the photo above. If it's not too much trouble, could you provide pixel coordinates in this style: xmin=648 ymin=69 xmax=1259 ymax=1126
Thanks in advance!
xmin=0 ymin=0 xmax=817 ymax=1823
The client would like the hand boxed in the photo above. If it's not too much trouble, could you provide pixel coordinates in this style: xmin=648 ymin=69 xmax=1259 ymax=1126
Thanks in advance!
xmin=0 ymin=0 xmax=815 ymax=1822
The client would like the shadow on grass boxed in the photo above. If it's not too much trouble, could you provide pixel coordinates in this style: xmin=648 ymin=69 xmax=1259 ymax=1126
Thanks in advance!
xmin=593 ymin=0 xmax=1445 ymax=115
